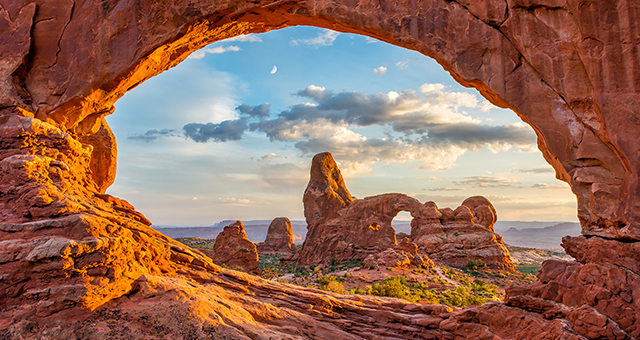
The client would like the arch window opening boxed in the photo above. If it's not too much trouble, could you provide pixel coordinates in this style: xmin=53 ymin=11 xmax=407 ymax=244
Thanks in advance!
xmin=105 ymin=26 xmax=578 ymax=240
xmin=392 ymin=211 xmax=413 ymax=238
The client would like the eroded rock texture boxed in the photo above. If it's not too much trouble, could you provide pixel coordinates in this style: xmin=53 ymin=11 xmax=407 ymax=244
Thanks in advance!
xmin=210 ymin=221 xmax=260 ymax=274
xmin=256 ymin=217 xmax=298 ymax=255
xmin=1 ymin=0 xmax=640 ymax=338
xmin=411 ymin=196 xmax=516 ymax=270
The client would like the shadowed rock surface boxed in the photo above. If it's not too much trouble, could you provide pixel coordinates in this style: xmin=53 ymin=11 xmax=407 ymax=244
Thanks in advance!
xmin=1 ymin=0 xmax=639 ymax=338
xmin=256 ymin=217 xmax=298 ymax=255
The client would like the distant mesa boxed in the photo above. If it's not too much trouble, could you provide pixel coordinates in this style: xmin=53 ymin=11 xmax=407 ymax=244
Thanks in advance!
xmin=256 ymin=217 xmax=297 ymax=255
xmin=294 ymin=152 xmax=515 ymax=271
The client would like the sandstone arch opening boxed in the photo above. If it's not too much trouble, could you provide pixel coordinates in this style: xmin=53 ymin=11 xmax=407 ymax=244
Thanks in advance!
xmin=7 ymin=0 xmax=634 ymax=238
xmin=106 ymin=26 xmax=577 ymax=232
xmin=2 ymin=1 xmax=639 ymax=338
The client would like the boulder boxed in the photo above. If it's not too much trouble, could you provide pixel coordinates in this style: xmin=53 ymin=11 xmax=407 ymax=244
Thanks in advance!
xmin=364 ymin=239 xmax=435 ymax=269
xmin=211 ymin=221 xmax=259 ymax=274
xmin=256 ymin=217 xmax=297 ymax=255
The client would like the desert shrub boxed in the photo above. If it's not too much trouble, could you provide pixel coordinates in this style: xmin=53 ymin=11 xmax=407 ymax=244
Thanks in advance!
xmin=352 ymin=287 xmax=366 ymax=295
xmin=370 ymin=276 xmax=418 ymax=302
xmin=317 ymin=274 xmax=347 ymax=293
xmin=260 ymin=266 xmax=280 ymax=280
xmin=323 ymin=280 xmax=345 ymax=294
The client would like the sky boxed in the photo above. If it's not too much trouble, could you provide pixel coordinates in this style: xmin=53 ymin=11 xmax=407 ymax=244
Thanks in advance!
xmin=105 ymin=26 xmax=579 ymax=226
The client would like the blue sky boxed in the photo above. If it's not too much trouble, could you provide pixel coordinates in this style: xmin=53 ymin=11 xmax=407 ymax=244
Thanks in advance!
xmin=106 ymin=27 xmax=578 ymax=226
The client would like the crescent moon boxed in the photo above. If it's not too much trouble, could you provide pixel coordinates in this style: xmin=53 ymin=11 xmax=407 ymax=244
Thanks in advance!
xmin=270 ymin=65 xmax=277 ymax=74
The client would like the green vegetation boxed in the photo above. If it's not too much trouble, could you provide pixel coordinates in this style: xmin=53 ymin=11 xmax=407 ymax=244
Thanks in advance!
xmin=317 ymin=275 xmax=345 ymax=293
xmin=258 ymin=253 xmax=297 ymax=279
xmin=515 ymin=264 xmax=541 ymax=275
xmin=461 ymin=259 xmax=486 ymax=275
xmin=349 ymin=273 xmax=503 ymax=307
xmin=368 ymin=276 xmax=416 ymax=302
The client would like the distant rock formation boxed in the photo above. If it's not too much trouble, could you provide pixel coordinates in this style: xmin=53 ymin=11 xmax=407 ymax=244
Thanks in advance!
xmin=296 ymin=153 xmax=515 ymax=270
xmin=210 ymin=221 xmax=259 ymax=274
xmin=296 ymin=153 xmax=399 ymax=265
xmin=256 ymin=217 xmax=297 ymax=255
xmin=303 ymin=152 xmax=355 ymax=225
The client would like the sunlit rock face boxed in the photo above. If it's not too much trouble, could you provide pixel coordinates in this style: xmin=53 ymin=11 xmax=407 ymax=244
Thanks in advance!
xmin=296 ymin=153 xmax=515 ymax=270
xmin=410 ymin=196 xmax=516 ymax=271
xmin=210 ymin=221 xmax=260 ymax=274
xmin=1 ymin=0 xmax=639 ymax=338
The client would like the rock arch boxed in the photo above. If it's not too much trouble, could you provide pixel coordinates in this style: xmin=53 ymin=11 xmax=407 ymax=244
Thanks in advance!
xmin=2 ymin=0 xmax=637 ymax=239
xmin=2 ymin=1 xmax=640 ymax=338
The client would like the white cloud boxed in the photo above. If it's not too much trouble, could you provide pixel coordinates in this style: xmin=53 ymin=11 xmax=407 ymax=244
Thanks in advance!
xmin=512 ymin=167 xmax=555 ymax=174
xmin=224 ymin=34 xmax=262 ymax=42
xmin=260 ymin=153 xmax=278 ymax=162
xmin=190 ymin=46 xmax=241 ymax=59
xmin=454 ymin=176 xmax=519 ymax=187
xmin=532 ymin=182 xmax=568 ymax=189
xmin=290 ymin=30 xmax=340 ymax=47
xmin=429 ymin=177 xmax=442 ymax=181
xmin=175 ymin=83 xmax=537 ymax=170
xmin=217 ymin=197 xmax=264 ymax=205
xmin=365 ymin=37 xmax=378 ymax=43
xmin=427 ymin=187 xmax=470 ymax=191
xmin=396 ymin=60 xmax=409 ymax=70
xmin=374 ymin=66 xmax=387 ymax=76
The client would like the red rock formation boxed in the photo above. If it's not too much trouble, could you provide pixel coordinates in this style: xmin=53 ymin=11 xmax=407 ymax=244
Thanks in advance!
xmin=2 ymin=0 xmax=637 ymax=240
xmin=506 ymin=235 xmax=640 ymax=339
xmin=410 ymin=198 xmax=516 ymax=270
xmin=303 ymin=152 xmax=354 ymax=225
xmin=364 ymin=239 xmax=435 ymax=269
xmin=1 ymin=0 xmax=640 ymax=338
xmin=256 ymin=217 xmax=297 ymax=255
xmin=210 ymin=221 xmax=259 ymax=274
xmin=296 ymin=157 xmax=513 ymax=269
